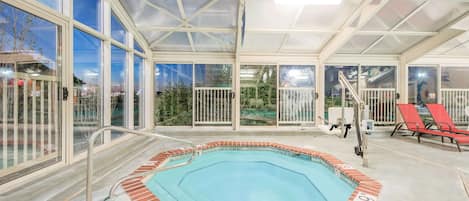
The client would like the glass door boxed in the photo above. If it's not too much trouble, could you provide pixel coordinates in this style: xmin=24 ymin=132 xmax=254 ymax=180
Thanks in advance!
xmin=240 ymin=65 xmax=277 ymax=126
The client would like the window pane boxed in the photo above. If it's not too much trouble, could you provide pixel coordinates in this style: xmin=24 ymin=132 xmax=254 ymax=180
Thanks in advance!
xmin=134 ymin=40 xmax=144 ymax=53
xmin=360 ymin=66 xmax=396 ymax=88
xmin=111 ymin=12 xmax=126 ymax=44
xmin=73 ymin=28 xmax=102 ymax=154
xmin=442 ymin=67 xmax=469 ymax=88
xmin=74 ymin=0 xmax=101 ymax=31
xmin=195 ymin=64 xmax=232 ymax=87
xmin=324 ymin=65 xmax=358 ymax=122
xmin=240 ymin=65 xmax=277 ymax=126
xmin=37 ymin=0 xmax=61 ymax=11
xmin=0 ymin=2 xmax=61 ymax=178
xmin=134 ymin=55 xmax=143 ymax=128
xmin=279 ymin=65 xmax=315 ymax=88
xmin=408 ymin=67 xmax=437 ymax=106
xmin=154 ymin=64 xmax=193 ymax=126
xmin=111 ymin=45 xmax=126 ymax=139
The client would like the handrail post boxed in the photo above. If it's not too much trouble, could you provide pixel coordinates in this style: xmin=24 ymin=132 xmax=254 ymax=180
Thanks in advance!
xmin=85 ymin=126 xmax=198 ymax=201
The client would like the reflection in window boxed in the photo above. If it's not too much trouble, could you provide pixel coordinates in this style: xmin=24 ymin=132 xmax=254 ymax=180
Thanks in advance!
xmin=279 ymin=65 xmax=315 ymax=88
xmin=154 ymin=64 xmax=193 ymax=126
xmin=111 ymin=12 xmax=126 ymax=44
xmin=0 ymin=2 xmax=61 ymax=173
xmin=240 ymin=65 xmax=277 ymax=126
xmin=195 ymin=64 xmax=232 ymax=87
xmin=74 ymin=0 xmax=101 ymax=31
xmin=408 ymin=67 xmax=437 ymax=106
xmin=324 ymin=65 xmax=358 ymax=122
xmin=73 ymin=28 xmax=102 ymax=153
xmin=360 ymin=66 xmax=395 ymax=88
xmin=441 ymin=67 xmax=469 ymax=88
xmin=134 ymin=55 xmax=143 ymax=128
xmin=111 ymin=45 xmax=126 ymax=139
xmin=134 ymin=40 xmax=144 ymax=53
xmin=37 ymin=0 xmax=61 ymax=11
xmin=279 ymin=65 xmax=315 ymax=124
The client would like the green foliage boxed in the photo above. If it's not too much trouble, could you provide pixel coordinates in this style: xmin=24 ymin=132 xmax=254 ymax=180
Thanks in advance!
xmin=154 ymin=83 xmax=193 ymax=126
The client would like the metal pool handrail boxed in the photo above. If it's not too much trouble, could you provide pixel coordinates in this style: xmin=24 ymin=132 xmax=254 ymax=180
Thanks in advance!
xmin=86 ymin=126 xmax=198 ymax=201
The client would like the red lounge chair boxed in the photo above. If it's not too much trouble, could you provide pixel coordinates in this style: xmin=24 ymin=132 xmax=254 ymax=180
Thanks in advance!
xmin=392 ymin=104 xmax=469 ymax=152
xmin=426 ymin=104 xmax=469 ymax=136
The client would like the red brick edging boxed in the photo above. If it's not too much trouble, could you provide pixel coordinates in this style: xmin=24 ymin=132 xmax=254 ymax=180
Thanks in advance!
xmin=122 ymin=141 xmax=382 ymax=201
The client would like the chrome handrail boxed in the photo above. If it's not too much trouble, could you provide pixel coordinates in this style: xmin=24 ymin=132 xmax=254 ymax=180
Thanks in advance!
xmin=86 ymin=126 xmax=198 ymax=201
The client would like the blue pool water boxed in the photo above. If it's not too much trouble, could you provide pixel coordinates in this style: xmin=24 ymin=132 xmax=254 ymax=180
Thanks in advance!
xmin=145 ymin=149 xmax=356 ymax=201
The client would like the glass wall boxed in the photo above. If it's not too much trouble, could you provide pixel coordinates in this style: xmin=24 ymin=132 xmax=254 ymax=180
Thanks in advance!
xmin=73 ymin=29 xmax=102 ymax=153
xmin=73 ymin=0 xmax=101 ymax=31
xmin=440 ymin=67 xmax=469 ymax=124
xmin=134 ymin=56 xmax=143 ymax=128
xmin=240 ymin=65 xmax=277 ymax=126
xmin=111 ymin=12 xmax=126 ymax=44
xmin=408 ymin=66 xmax=437 ymax=106
xmin=324 ymin=65 xmax=358 ymax=122
xmin=0 ymin=2 xmax=61 ymax=181
xmin=279 ymin=65 xmax=315 ymax=124
xmin=110 ymin=45 xmax=126 ymax=139
xmin=154 ymin=64 xmax=193 ymax=126
xmin=37 ymin=0 xmax=61 ymax=11
xmin=194 ymin=64 xmax=233 ymax=125
xmin=360 ymin=66 xmax=396 ymax=125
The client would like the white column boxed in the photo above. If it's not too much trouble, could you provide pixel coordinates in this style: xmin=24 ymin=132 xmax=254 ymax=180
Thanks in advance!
xmin=316 ymin=62 xmax=325 ymax=125
xmin=103 ymin=0 xmax=112 ymax=143
xmin=127 ymin=34 xmax=134 ymax=129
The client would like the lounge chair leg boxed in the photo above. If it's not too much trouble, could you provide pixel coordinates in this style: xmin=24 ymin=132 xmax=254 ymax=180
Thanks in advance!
xmin=391 ymin=123 xmax=403 ymax=137
xmin=417 ymin=133 xmax=421 ymax=143
xmin=456 ymin=142 xmax=462 ymax=152
xmin=441 ymin=137 xmax=444 ymax=143
xmin=451 ymin=138 xmax=454 ymax=144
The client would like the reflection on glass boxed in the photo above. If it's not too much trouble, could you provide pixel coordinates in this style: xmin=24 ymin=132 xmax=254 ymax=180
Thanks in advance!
xmin=195 ymin=64 xmax=232 ymax=87
xmin=111 ymin=45 xmax=126 ymax=139
xmin=280 ymin=65 xmax=315 ymax=88
xmin=74 ymin=0 xmax=101 ymax=31
xmin=154 ymin=64 xmax=193 ymax=126
xmin=324 ymin=65 xmax=358 ymax=122
xmin=408 ymin=67 xmax=437 ymax=106
xmin=240 ymin=65 xmax=277 ymax=126
xmin=194 ymin=64 xmax=233 ymax=126
xmin=0 ymin=2 xmax=61 ymax=174
xmin=73 ymin=28 xmax=102 ymax=154
xmin=360 ymin=66 xmax=395 ymax=88
xmin=37 ymin=0 xmax=61 ymax=11
xmin=279 ymin=65 xmax=315 ymax=124
xmin=442 ymin=67 xmax=469 ymax=88
xmin=134 ymin=40 xmax=144 ymax=53
xmin=134 ymin=55 xmax=143 ymax=128
xmin=111 ymin=12 xmax=126 ymax=44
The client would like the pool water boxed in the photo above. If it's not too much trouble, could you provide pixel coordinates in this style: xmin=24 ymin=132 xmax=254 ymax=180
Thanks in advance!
xmin=146 ymin=149 xmax=355 ymax=201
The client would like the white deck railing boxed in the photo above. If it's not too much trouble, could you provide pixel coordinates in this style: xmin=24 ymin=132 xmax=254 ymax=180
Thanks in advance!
xmin=1 ymin=73 xmax=58 ymax=172
xmin=360 ymin=88 xmax=396 ymax=125
xmin=279 ymin=88 xmax=315 ymax=124
xmin=441 ymin=88 xmax=469 ymax=124
xmin=194 ymin=87 xmax=232 ymax=124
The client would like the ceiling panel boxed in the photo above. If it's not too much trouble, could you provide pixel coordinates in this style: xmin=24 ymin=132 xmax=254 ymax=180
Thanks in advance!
xmin=337 ymin=35 xmax=381 ymax=54
xmin=242 ymin=33 xmax=285 ymax=52
xmin=295 ymin=0 xmax=360 ymax=30
xmin=366 ymin=35 xmax=427 ymax=54
xmin=361 ymin=0 xmax=426 ymax=31
xmin=282 ymin=32 xmax=332 ymax=52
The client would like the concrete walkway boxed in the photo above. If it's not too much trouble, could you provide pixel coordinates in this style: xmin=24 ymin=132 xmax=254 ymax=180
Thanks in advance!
xmin=1 ymin=130 xmax=469 ymax=201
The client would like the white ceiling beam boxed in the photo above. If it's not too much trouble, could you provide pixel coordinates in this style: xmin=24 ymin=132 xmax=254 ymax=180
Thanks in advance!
xmin=278 ymin=6 xmax=304 ymax=53
xmin=235 ymin=0 xmax=245 ymax=57
xmin=400 ymin=12 xmax=469 ymax=64
xmin=361 ymin=0 xmax=430 ymax=54
xmin=176 ymin=0 xmax=195 ymax=52
xmin=138 ymin=26 xmax=235 ymax=33
xmin=319 ymin=0 xmax=389 ymax=64
xmin=148 ymin=0 xmax=221 ymax=48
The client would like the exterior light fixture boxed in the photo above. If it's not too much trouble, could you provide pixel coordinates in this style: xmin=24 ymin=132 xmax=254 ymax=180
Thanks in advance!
xmin=275 ymin=0 xmax=342 ymax=5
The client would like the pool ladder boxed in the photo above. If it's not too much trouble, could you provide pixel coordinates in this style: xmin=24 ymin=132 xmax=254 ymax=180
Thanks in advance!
xmin=85 ymin=126 xmax=199 ymax=201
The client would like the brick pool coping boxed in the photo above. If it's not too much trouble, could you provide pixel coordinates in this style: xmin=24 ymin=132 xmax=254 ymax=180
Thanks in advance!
xmin=121 ymin=141 xmax=382 ymax=201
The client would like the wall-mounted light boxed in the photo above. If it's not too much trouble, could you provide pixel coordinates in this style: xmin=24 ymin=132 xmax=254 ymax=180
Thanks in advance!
xmin=275 ymin=0 xmax=342 ymax=5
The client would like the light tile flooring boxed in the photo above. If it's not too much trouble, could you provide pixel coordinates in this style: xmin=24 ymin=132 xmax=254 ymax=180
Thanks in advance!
xmin=1 ymin=129 xmax=469 ymax=201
